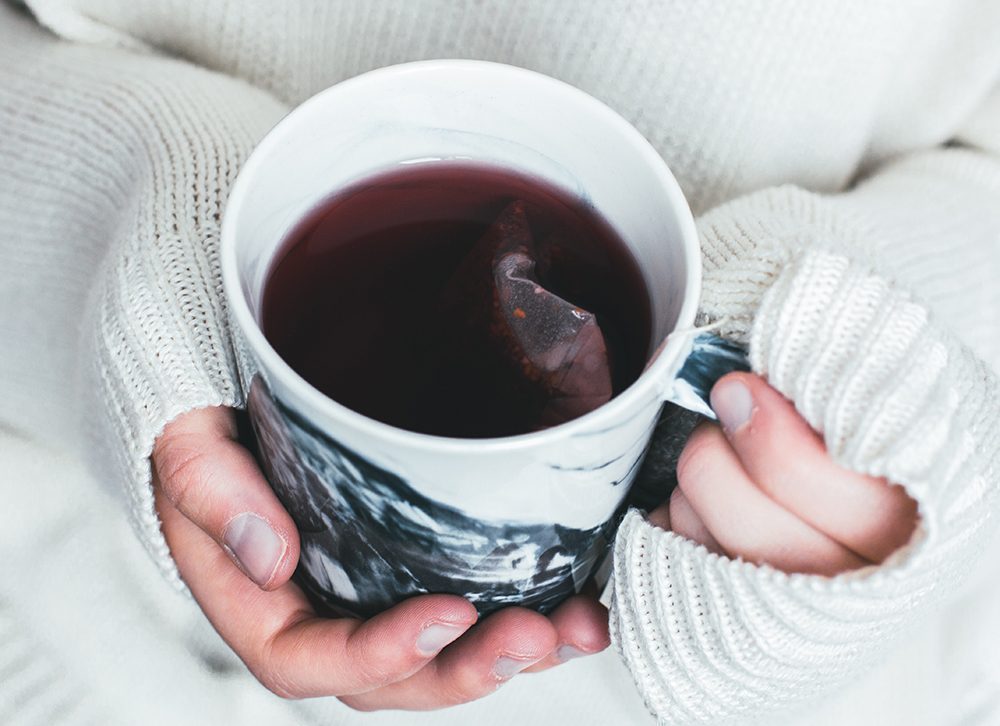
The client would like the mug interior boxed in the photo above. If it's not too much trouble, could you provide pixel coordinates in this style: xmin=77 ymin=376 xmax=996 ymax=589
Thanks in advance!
xmin=231 ymin=61 xmax=695 ymax=356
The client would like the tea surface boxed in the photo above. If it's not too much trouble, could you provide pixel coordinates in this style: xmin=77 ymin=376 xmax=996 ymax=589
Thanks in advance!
xmin=262 ymin=163 xmax=652 ymax=438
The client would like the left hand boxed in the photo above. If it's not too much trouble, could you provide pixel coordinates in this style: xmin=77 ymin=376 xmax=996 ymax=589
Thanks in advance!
xmin=152 ymin=407 xmax=609 ymax=712
xmin=648 ymin=373 xmax=920 ymax=575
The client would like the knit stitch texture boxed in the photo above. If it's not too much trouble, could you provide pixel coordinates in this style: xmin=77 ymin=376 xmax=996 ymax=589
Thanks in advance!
xmin=2 ymin=2 xmax=1000 ymax=723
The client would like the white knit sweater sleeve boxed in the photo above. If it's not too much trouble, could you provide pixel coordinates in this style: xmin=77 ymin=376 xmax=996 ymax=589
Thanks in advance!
xmin=0 ymin=9 xmax=289 ymax=590
xmin=610 ymin=142 xmax=1000 ymax=723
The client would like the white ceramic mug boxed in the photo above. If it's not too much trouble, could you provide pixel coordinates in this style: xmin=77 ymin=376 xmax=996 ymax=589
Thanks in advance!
xmin=221 ymin=60 xmax=746 ymax=618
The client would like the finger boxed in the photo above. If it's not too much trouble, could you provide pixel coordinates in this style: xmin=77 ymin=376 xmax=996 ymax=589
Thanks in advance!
xmin=152 ymin=406 xmax=299 ymax=589
xmin=646 ymin=489 xmax=723 ymax=554
xmin=667 ymin=487 xmax=724 ymax=555
xmin=521 ymin=593 xmax=610 ymax=673
xmin=710 ymin=373 xmax=919 ymax=562
xmin=156 ymin=487 xmax=479 ymax=699
xmin=646 ymin=499 xmax=671 ymax=530
xmin=677 ymin=423 xmax=869 ymax=575
xmin=340 ymin=607 xmax=557 ymax=711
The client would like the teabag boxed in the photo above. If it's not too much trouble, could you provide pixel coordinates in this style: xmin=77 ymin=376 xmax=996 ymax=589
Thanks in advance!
xmin=444 ymin=200 xmax=613 ymax=429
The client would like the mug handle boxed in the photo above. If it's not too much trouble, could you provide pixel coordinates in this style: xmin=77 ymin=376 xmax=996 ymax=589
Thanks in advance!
xmin=663 ymin=332 xmax=751 ymax=418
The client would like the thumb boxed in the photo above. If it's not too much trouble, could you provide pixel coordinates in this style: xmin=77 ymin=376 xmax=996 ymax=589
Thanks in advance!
xmin=709 ymin=372 xmax=917 ymax=563
xmin=152 ymin=406 xmax=300 ymax=590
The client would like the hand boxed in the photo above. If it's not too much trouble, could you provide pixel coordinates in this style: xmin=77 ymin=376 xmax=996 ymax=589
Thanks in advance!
xmin=151 ymin=407 xmax=609 ymax=710
xmin=649 ymin=373 xmax=919 ymax=575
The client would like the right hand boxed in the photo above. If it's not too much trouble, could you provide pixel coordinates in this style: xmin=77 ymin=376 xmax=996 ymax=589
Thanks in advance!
xmin=647 ymin=374 xmax=919 ymax=576
xmin=151 ymin=406 xmax=610 ymax=710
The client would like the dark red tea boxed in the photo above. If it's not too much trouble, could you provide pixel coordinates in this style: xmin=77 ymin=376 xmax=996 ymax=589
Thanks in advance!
xmin=261 ymin=163 xmax=652 ymax=438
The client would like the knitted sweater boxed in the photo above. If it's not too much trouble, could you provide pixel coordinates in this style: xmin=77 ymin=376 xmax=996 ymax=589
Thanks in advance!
xmin=2 ymin=1 xmax=999 ymax=723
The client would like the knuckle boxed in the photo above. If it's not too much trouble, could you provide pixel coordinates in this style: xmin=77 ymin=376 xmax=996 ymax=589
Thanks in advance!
xmin=440 ymin=667 xmax=493 ymax=706
xmin=337 ymin=696 xmax=378 ymax=713
xmin=251 ymin=664 xmax=304 ymax=700
xmin=748 ymin=423 xmax=822 ymax=498
xmin=153 ymin=435 xmax=212 ymax=511
xmin=676 ymin=425 xmax=722 ymax=490
xmin=344 ymin=630 xmax=405 ymax=689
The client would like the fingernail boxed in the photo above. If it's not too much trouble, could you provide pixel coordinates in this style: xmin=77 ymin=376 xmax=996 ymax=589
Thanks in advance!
xmin=416 ymin=623 xmax=466 ymax=656
xmin=711 ymin=378 xmax=754 ymax=432
xmin=493 ymin=655 xmax=537 ymax=681
xmin=556 ymin=645 xmax=589 ymax=662
xmin=223 ymin=513 xmax=286 ymax=588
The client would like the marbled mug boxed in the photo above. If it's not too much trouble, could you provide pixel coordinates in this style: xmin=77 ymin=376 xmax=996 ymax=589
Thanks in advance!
xmin=220 ymin=61 xmax=745 ymax=618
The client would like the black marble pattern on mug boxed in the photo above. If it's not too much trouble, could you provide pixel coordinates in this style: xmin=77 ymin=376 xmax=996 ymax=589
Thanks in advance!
xmin=247 ymin=377 xmax=626 ymax=618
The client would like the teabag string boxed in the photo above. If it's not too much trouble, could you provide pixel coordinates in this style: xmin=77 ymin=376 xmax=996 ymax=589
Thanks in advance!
xmin=445 ymin=200 xmax=613 ymax=429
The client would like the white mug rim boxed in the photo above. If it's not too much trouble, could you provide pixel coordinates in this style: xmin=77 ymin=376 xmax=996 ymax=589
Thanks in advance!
xmin=220 ymin=59 xmax=701 ymax=454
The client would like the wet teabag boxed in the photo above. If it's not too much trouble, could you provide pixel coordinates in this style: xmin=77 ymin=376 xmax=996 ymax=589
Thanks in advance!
xmin=443 ymin=200 xmax=613 ymax=429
